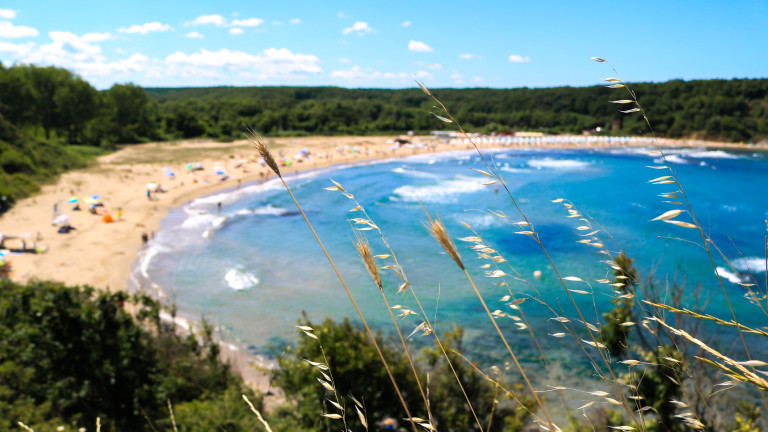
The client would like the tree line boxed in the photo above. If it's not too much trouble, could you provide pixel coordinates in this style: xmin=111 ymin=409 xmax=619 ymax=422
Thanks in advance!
xmin=2 ymin=62 xmax=767 ymax=212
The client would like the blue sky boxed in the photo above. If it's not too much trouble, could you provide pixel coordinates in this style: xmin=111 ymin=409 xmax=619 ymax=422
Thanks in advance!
xmin=0 ymin=0 xmax=766 ymax=89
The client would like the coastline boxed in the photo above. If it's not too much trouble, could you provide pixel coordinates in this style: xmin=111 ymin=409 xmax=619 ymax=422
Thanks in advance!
xmin=2 ymin=134 xmax=765 ymax=391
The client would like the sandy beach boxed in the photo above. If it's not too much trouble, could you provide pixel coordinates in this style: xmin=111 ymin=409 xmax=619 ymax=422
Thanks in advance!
xmin=1 ymin=133 xmax=764 ymax=391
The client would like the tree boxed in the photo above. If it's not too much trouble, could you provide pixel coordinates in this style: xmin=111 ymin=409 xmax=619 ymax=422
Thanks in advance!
xmin=275 ymin=316 xmax=532 ymax=432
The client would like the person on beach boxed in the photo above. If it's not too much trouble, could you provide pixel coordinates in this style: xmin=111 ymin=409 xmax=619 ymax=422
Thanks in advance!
xmin=146 ymin=189 xmax=152 ymax=200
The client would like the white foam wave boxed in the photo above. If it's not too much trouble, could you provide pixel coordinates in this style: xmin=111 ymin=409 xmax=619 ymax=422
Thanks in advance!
xmin=654 ymin=155 xmax=688 ymax=164
xmin=225 ymin=267 xmax=260 ymax=290
xmin=181 ymin=212 xmax=220 ymax=230
xmin=527 ymin=158 xmax=590 ymax=170
xmin=732 ymin=257 xmax=767 ymax=273
xmin=252 ymin=204 xmax=290 ymax=216
xmin=683 ymin=150 xmax=740 ymax=159
xmin=393 ymin=176 xmax=486 ymax=203
xmin=716 ymin=267 xmax=743 ymax=284
xmin=500 ymin=166 xmax=530 ymax=173
xmin=392 ymin=167 xmax=442 ymax=179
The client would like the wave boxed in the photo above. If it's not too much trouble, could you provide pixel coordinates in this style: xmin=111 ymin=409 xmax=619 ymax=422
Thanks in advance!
xmin=500 ymin=166 xmax=531 ymax=174
xmin=682 ymin=150 xmax=740 ymax=159
xmin=252 ymin=204 xmax=292 ymax=216
xmin=225 ymin=267 xmax=260 ymax=290
xmin=527 ymin=158 xmax=591 ymax=170
xmin=716 ymin=267 xmax=743 ymax=284
xmin=392 ymin=175 xmax=487 ymax=203
xmin=732 ymin=257 xmax=767 ymax=273
xmin=654 ymin=155 xmax=688 ymax=165
xmin=391 ymin=166 xmax=443 ymax=179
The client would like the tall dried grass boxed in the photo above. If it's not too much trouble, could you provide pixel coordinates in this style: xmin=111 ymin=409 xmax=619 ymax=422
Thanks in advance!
xmin=245 ymin=61 xmax=768 ymax=431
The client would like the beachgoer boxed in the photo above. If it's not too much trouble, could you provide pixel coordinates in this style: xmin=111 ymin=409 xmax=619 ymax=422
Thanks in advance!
xmin=115 ymin=207 xmax=124 ymax=220
xmin=217 ymin=202 xmax=222 ymax=213
xmin=147 ymin=189 xmax=152 ymax=200
xmin=141 ymin=232 xmax=148 ymax=244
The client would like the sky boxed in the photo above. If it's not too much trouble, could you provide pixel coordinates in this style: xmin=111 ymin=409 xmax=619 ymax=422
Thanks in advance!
xmin=0 ymin=0 xmax=766 ymax=90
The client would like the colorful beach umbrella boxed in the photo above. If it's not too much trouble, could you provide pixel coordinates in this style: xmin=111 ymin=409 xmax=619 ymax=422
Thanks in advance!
xmin=67 ymin=197 xmax=78 ymax=204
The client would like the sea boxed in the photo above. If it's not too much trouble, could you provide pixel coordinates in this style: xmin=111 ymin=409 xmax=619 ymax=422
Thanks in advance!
xmin=131 ymin=144 xmax=768 ymax=387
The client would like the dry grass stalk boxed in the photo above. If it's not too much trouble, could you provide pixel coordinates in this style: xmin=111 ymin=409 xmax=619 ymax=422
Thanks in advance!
xmin=167 ymin=399 xmax=178 ymax=432
xmin=243 ymin=394 xmax=274 ymax=432
xmin=329 ymin=181 xmax=483 ymax=429
xmin=424 ymin=212 xmax=464 ymax=271
xmin=354 ymin=234 xmax=383 ymax=291
xmin=595 ymin=57 xmax=768 ymax=414
xmin=245 ymin=126 xmax=281 ymax=177
xmin=423 ymin=208 xmax=557 ymax=429
xmin=268 ymin=163 xmax=419 ymax=432
xmin=420 ymin=83 xmax=642 ymax=426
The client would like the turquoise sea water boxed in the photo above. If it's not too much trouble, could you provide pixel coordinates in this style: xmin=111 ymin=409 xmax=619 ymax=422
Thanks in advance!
xmin=133 ymin=145 xmax=768 ymax=384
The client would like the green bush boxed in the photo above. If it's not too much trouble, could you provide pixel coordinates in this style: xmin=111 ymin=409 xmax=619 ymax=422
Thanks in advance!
xmin=0 ymin=279 xmax=260 ymax=432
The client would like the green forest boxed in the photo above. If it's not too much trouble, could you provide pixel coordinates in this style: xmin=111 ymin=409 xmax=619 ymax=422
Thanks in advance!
xmin=1 ymin=62 xmax=768 ymax=212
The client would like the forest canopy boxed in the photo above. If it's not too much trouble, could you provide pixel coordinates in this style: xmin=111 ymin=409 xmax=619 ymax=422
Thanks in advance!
xmin=1 ymin=62 xmax=767 ymax=211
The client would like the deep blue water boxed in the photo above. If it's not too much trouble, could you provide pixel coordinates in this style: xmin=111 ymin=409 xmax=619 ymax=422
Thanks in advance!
xmin=134 ymin=145 xmax=768 ymax=384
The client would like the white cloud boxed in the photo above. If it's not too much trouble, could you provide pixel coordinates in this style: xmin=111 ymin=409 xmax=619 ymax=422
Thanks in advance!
xmin=185 ymin=31 xmax=204 ymax=39
xmin=189 ymin=14 xmax=226 ymax=26
xmin=459 ymin=53 xmax=474 ymax=59
xmin=0 ymin=21 xmax=38 ymax=38
xmin=0 ymin=40 xmax=35 ymax=57
xmin=290 ymin=18 xmax=301 ymax=24
xmin=330 ymin=66 xmax=432 ymax=83
xmin=337 ymin=12 xmax=345 ymax=18
xmin=508 ymin=54 xmax=530 ymax=63
xmin=427 ymin=63 xmax=440 ymax=70
xmin=413 ymin=70 xmax=432 ymax=80
xmin=229 ymin=28 xmax=243 ymax=35
xmin=165 ymin=48 xmax=322 ymax=80
xmin=450 ymin=72 xmax=464 ymax=85
xmin=402 ymin=21 xmax=411 ymax=27
xmin=473 ymin=76 xmax=484 ymax=83
xmin=2 ymin=31 xmax=150 ymax=79
xmin=408 ymin=40 xmax=432 ymax=53
xmin=82 ymin=32 xmax=112 ymax=42
xmin=342 ymin=21 xmax=373 ymax=35
xmin=0 ymin=9 xmax=16 ymax=19
xmin=338 ymin=57 xmax=351 ymax=63
xmin=231 ymin=18 xmax=263 ymax=27
xmin=118 ymin=22 xmax=172 ymax=35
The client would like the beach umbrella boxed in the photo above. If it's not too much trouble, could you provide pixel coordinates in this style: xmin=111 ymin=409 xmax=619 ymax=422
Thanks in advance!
xmin=52 ymin=214 xmax=71 ymax=225
xmin=166 ymin=171 xmax=175 ymax=177
xmin=83 ymin=197 xmax=96 ymax=205
xmin=67 ymin=197 xmax=78 ymax=204
xmin=91 ymin=195 xmax=100 ymax=200
xmin=147 ymin=183 xmax=157 ymax=190
xmin=185 ymin=163 xmax=194 ymax=170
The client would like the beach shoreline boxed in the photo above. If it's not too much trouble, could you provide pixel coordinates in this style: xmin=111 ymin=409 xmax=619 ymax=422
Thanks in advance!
xmin=1 ymin=134 xmax=765 ymax=390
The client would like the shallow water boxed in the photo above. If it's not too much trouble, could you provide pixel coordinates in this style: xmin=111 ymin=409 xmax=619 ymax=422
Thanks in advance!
xmin=133 ymin=145 xmax=768 ymax=384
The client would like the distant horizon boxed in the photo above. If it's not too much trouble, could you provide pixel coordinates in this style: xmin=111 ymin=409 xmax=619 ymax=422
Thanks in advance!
xmin=136 ymin=75 xmax=765 ymax=92
xmin=1 ymin=0 xmax=766 ymax=90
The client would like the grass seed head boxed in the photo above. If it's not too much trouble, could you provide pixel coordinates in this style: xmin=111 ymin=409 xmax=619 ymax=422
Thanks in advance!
xmin=354 ymin=233 xmax=383 ymax=291
xmin=245 ymin=125 xmax=281 ymax=177
xmin=425 ymin=212 xmax=464 ymax=270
